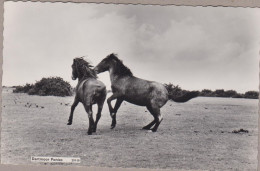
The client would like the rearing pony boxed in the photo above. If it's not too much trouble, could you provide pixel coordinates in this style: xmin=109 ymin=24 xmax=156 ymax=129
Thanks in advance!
xmin=94 ymin=53 xmax=198 ymax=132
xmin=67 ymin=57 xmax=107 ymax=135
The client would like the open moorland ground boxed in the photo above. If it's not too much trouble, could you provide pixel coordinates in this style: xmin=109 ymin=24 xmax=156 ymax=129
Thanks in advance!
xmin=1 ymin=87 xmax=258 ymax=170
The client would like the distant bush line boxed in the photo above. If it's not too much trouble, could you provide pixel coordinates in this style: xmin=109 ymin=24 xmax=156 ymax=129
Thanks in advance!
xmin=164 ymin=83 xmax=259 ymax=99
xmin=13 ymin=77 xmax=73 ymax=97
xmin=11 ymin=80 xmax=259 ymax=99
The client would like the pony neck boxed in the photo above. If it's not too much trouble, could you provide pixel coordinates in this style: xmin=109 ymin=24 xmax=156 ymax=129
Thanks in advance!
xmin=109 ymin=67 xmax=117 ymax=82
xmin=76 ymin=66 xmax=94 ymax=82
xmin=108 ymin=65 xmax=131 ymax=82
xmin=77 ymin=76 xmax=84 ymax=83
xmin=77 ymin=71 xmax=90 ymax=82
xmin=78 ymin=74 xmax=92 ymax=83
xmin=107 ymin=58 xmax=133 ymax=80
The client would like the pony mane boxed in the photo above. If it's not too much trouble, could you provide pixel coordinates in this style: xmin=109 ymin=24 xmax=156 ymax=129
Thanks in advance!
xmin=74 ymin=57 xmax=97 ymax=79
xmin=106 ymin=53 xmax=133 ymax=77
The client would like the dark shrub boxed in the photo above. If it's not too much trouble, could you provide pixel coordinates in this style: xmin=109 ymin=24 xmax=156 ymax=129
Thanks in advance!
xmin=244 ymin=91 xmax=259 ymax=99
xmin=225 ymin=90 xmax=238 ymax=98
xmin=164 ymin=83 xmax=181 ymax=98
xmin=13 ymin=77 xmax=73 ymax=97
xmin=200 ymin=89 xmax=214 ymax=97
xmin=13 ymin=83 xmax=34 ymax=93
xmin=232 ymin=93 xmax=244 ymax=98
xmin=164 ymin=83 xmax=190 ymax=100
xmin=214 ymin=89 xmax=225 ymax=97
xmin=162 ymin=83 xmax=258 ymax=100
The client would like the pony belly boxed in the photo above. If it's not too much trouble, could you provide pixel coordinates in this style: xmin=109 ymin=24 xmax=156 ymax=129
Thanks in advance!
xmin=123 ymin=96 xmax=148 ymax=106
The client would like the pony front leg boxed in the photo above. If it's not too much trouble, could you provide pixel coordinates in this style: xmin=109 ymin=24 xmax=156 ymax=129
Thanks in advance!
xmin=110 ymin=99 xmax=123 ymax=129
xmin=107 ymin=96 xmax=115 ymax=114
xmin=107 ymin=94 xmax=119 ymax=116
xmin=107 ymin=94 xmax=122 ymax=129
xmin=67 ymin=98 xmax=79 ymax=125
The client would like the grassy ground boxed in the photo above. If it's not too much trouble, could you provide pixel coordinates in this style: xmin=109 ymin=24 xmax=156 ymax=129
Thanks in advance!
xmin=1 ymin=87 xmax=258 ymax=170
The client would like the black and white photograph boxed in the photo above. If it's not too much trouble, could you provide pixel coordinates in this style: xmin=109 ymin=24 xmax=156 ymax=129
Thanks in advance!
xmin=1 ymin=1 xmax=259 ymax=170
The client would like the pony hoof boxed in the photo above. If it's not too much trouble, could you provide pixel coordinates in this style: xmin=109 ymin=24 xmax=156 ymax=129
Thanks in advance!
xmin=151 ymin=129 xmax=157 ymax=132
xmin=110 ymin=113 xmax=116 ymax=117
xmin=67 ymin=122 xmax=72 ymax=125
xmin=142 ymin=126 xmax=150 ymax=130
xmin=110 ymin=125 xmax=116 ymax=129
xmin=88 ymin=132 xmax=92 ymax=135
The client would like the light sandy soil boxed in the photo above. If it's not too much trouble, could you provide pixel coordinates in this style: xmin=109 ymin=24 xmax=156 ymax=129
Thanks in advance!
xmin=1 ymin=87 xmax=258 ymax=170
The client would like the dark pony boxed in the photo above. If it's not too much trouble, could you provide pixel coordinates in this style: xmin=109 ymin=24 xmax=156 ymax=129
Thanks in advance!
xmin=67 ymin=57 xmax=107 ymax=135
xmin=94 ymin=53 xmax=198 ymax=132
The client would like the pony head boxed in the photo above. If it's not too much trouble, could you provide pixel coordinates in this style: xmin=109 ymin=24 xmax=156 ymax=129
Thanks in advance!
xmin=71 ymin=57 xmax=96 ymax=80
xmin=94 ymin=53 xmax=117 ymax=74
xmin=94 ymin=53 xmax=133 ymax=77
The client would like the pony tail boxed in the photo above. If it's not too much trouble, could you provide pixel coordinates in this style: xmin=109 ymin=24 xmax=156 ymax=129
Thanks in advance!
xmin=169 ymin=91 xmax=199 ymax=103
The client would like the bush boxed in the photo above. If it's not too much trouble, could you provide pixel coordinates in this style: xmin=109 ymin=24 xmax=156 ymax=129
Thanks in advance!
xmin=197 ymin=88 xmax=257 ymax=99
xmin=164 ymin=83 xmax=181 ymax=98
xmin=200 ymin=89 xmax=214 ymax=97
xmin=164 ymin=83 xmax=190 ymax=100
xmin=13 ymin=77 xmax=73 ymax=97
xmin=232 ymin=93 xmax=244 ymax=98
xmin=214 ymin=89 xmax=225 ymax=97
xmin=244 ymin=91 xmax=259 ymax=99
xmin=224 ymin=90 xmax=238 ymax=98
xmin=13 ymin=83 xmax=34 ymax=93
xmin=164 ymin=83 xmax=259 ymax=99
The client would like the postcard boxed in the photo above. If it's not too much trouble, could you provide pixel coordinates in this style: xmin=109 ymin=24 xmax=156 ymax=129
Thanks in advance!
xmin=1 ymin=1 xmax=259 ymax=171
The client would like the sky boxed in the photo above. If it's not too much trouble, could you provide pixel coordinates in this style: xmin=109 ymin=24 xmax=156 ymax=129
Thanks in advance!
xmin=3 ymin=2 xmax=260 ymax=93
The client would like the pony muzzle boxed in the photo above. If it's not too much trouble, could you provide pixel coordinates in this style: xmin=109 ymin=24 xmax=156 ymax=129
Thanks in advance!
xmin=93 ymin=68 xmax=100 ymax=74
xmin=93 ymin=67 xmax=97 ymax=72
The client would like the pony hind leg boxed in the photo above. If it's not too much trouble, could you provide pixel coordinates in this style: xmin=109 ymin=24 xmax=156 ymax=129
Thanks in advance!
xmin=143 ymin=106 xmax=163 ymax=132
xmin=83 ymin=104 xmax=95 ymax=135
xmin=142 ymin=106 xmax=156 ymax=130
xmin=150 ymin=108 xmax=163 ymax=132
xmin=67 ymin=97 xmax=79 ymax=125
xmin=93 ymin=98 xmax=106 ymax=133
xmin=142 ymin=120 xmax=156 ymax=130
